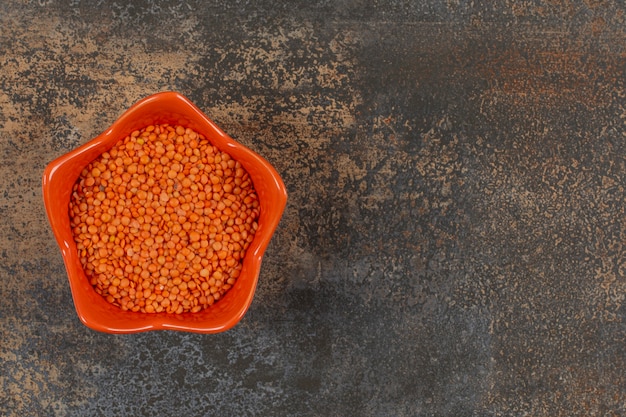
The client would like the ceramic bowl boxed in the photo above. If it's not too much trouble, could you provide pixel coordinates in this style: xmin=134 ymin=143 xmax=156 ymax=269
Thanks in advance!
xmin=42 ymin=92 xmax=287 ymax=333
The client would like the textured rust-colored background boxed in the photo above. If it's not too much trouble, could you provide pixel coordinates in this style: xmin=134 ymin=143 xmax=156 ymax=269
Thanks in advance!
xmin=1 ymin=1 xmax=625 ymax=416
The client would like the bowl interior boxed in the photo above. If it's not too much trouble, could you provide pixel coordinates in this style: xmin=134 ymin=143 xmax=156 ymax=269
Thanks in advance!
xmin=42 ymin=92 xmax=287 ymax=333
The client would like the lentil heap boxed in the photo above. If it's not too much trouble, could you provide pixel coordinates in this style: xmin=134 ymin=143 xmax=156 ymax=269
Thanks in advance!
xmin=69 ymin=124 xmax=260 ymax=314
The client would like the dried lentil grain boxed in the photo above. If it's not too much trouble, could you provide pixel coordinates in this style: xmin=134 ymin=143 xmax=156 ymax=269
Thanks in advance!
xmin=69 ymin=124 xmax=259 ymax=314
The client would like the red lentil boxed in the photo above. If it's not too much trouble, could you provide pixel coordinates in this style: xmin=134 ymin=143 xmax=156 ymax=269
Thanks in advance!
xmin=69 ymin=124 xmax=259 ymax=313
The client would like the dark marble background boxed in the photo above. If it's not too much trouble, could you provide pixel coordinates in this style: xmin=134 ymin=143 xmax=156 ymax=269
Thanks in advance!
xmin=1 ymin=1 xmax=625 ymax=416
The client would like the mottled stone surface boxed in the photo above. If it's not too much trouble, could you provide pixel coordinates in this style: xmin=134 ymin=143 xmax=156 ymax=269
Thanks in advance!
xmin=1 ymin=0 xmax=625 ymax=416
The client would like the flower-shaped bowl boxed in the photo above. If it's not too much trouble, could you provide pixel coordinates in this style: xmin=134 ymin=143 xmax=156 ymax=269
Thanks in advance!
xmin=42 ymin=92 xmax=287 ymax=333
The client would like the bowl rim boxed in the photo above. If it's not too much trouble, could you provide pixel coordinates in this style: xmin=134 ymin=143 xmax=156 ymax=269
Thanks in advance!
xmin=42 ymin=91 xmax=287 ymax=333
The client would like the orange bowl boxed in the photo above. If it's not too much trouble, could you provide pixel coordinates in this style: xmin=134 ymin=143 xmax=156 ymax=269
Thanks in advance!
xmin=42 ymin=92 xmax=287 ymax=333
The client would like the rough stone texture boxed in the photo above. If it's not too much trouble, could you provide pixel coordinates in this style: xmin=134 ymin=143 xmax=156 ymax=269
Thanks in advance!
xmin=1 ymin=1 xmax=625 ymax=416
